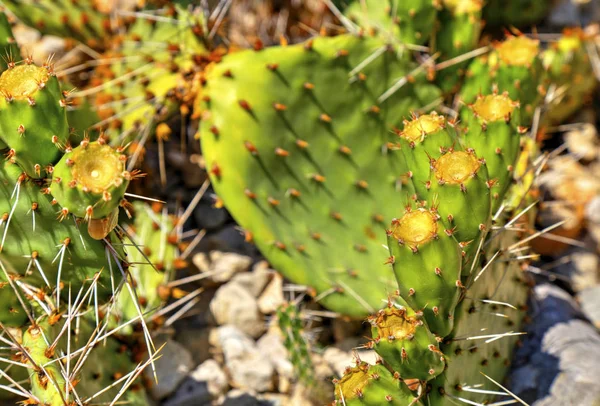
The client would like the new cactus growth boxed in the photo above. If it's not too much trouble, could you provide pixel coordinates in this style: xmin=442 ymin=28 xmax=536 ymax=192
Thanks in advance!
xmin=50 ymin=140 xmax=130 ymax=228
xmin=460 ymin=34 xmax=547 ymax=125
xmin=0 ymin=62 xmax=69 ymax=178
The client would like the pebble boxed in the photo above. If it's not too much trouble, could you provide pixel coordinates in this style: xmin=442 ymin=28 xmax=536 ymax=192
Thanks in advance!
xmin=210 ymin=282 xmax=266 ymax=338
xmin=216 ymin=325 xmax=275 ymax=393
xmin=231 ymin=261 xmax=273 ymax=298
xmin=257 ymin=273 xmax=285 ymax=314
xmin=193 ymin=251 xmax=252 ymax=283
xmin=146 ymin=339 xmax=194 ymax=400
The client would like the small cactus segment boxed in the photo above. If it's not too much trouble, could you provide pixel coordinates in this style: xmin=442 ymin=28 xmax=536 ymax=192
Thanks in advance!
xmin=276 ymin=303 xmax=314 ymax=385
xmin=460 ymin=35 xmax=546 ymax=125
xmin=344 ymin=0 xmax=439 ymax=45
xmin=542 ymin=28 xmax=598 ymax=125
xmin=428 ymin=149 xmax=492 ymax=258
xmin=0 ymin=12 xmax=20 ymax=71
xmin=334 ymin=361 xmax=423 ymax=405
xmin=397 ymin=112 xmax=458 ymax=199
xmin=22 ymin=315 xmax=149 ymax=405
xmin=461 ymin=93 xmax=524 ymax=211
xmin=83 ymin=4 xmax=206 ymax=142
xmin=0 ymin=63 xmax=69 ymax=178
xmin=116 ymin=202 xmax=180 ymax=328
xmin=433 ymin=0 xmax=484 ymax=94
xmin=2 ymin=0 xmax=116 ymax=49
xmin=22 ymin=320 xmax=68 ymax=405
xmin=483 ymin=0 xmax=549 ymax=28
xmin=0 ymin=161 xmax=122 ymax=326
xmin=386 ymin=207 xmax=462 ymax=337
xmin=368 ymin=304 xmax=445 ymax=381
xmin=50 ymin=141 xmax=130 ymax=224
xmin=199 ymin=33 xmax=441 ymax=317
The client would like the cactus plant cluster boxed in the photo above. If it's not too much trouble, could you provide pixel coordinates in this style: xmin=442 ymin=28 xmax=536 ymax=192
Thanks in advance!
xmin=0 ymin=0 xmax=595 ymax=405
xmin=195 ymin=1 xmax=584 ymax=404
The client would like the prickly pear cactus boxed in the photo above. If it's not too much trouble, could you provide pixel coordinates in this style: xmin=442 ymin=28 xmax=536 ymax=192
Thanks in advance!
xmin=199 ymin=21 xmax=542 ymax=402
xmin=21 ymin=314 xmax=149 ymax=405
xmin=1 ymin=0 xmax=119 ymax=49
xmin=344 ymin=0 xmax=439 ymax=46
xmin=199 ymin=33 xmax=441 ymax=317
xmin=542 ymin=27 xmax=598 ymax=125
xmin=460 ymin=34 xmax=548 ymax=125
xmin=276 ymin=302 xmax=315 ymax=385
xmin=433 ymin=0 xmax=484 ymax=94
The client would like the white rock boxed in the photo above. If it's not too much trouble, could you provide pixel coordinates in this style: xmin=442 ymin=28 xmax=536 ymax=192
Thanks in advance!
xmin=230 ymin=261 xmax=273 ymax=297
xmin=217 ymin=325 xmax=275 ymax=393
xmin=146 ymin=339 xmax=194 ymax=400
xmin=210 ymin=282 xmax=266 ymax=338
xmin=190 ymin=359 xmax=229 ymax=397
xmin=256 ymin=330 xmax=294 ymax=378
xmin=257 ymin=273 xmax=285 ymax=314
xmin=193 ymin=251 xmax=252 ymax=283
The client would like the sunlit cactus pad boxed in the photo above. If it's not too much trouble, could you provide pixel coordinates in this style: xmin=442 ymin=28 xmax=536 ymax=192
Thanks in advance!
xmin=199 ymin=33 xmax=441 ymax=317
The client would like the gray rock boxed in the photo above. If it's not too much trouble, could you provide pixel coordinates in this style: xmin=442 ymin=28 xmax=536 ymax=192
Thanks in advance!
xmin=146 ymin=339 xmax=194 ymax=400
xmin=508 ymin=284 xmax=596 ymax=403
xmin=175 ymin=327 xmax=211 ymax=366
xmin=217 ymin=326 xmax=275 ymax=393
xmin=549 ymin=0 xmax=600 ymax=27
xmin=579 ymin=286 xmax=600 ymax=329
xmin=194 ymin=198 xmax=229 ymax=231
xmin=210 ymin=282 xmax=266 ymax=338
xmin=163 ymin=380 xmax=211 ymax=406
xmin=535 ymin=320 xmax=600 ymax=406
xmin=193 ymin=251 xmax=252 ymax=283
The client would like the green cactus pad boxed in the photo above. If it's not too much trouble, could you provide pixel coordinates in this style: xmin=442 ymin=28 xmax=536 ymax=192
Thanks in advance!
xmin=433 ymin=0 xmax=484 ymax=94
xmin=386 ymin=207 xmax=462 ymax=336
xmin=0 ymin=64 xmax=69 ymax=178
xmin=368 ymin=304 xmax=445 ymax=381
xmin=50 ymin=141 xmax=130 ymax=222
xmin=542 ymin=28 xmax=598 ymax=125
xmin=0 ymin=161 xmax=123 ymax=326
xmin=461 ymin=93 xmax=525 ymax=212
xmin=2 ymin=0 xmax=114 ymax=48
xmin=199 ymin=33 xmax=441 ymax=318
xmin=22 ymin=314 xmax=149 ymax=405
xmin=0 ymin=11 xmax=21 ymax=71
xmin=460 ymin=35 xmax=547 ymax=125
xmin=334 ymin=361 xmax=423 ymax=405
xmin=344 ymin=0 xmax=439 ymax=46
xmin=116 ymin=202 xmax=179 ymax=327
xmin=428 ymin=229 xmax=529 ymax=404
xmin=397 ymin=112 xmax=459 ymax=199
